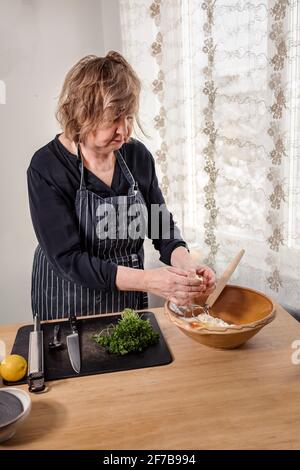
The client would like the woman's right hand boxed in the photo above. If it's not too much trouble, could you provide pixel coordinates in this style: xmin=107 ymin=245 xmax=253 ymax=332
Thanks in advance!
xmin=143 ymin=267 xmax=206 ymax=306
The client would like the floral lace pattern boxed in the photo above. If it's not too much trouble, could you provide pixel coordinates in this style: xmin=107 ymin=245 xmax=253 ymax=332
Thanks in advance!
xmin=120 ymin=0 xmax=300 ymax=308
xmin=148 ymin=1 xmax=169 ymax=197
xmin=202 ymin=1 xmax=219 ymax=267
xmin=266 ymin=0 xmax=289 ymax=291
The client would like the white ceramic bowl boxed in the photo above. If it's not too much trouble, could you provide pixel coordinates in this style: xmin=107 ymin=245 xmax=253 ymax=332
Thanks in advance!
xmin=0 ymin=388 xmax=31 ymax=443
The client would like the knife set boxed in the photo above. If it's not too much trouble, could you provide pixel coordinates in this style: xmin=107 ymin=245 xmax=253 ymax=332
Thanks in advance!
xmin=27 ymin=315 xmax=81 ymax=392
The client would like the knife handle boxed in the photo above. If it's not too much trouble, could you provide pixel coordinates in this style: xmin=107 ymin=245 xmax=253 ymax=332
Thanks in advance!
xmin=28 ymin=329 xmax=45 ymax=393
xmin=70 ymin=315 xmax=78 ymax=333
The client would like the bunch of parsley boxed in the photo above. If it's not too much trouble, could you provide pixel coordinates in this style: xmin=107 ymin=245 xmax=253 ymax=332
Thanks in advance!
xmin=93 ymin=308 xmax=159 ymax=355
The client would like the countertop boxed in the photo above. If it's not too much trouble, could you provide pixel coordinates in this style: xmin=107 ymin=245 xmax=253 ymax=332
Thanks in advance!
xmin=1 ymin=305 xmax=300 ymax=450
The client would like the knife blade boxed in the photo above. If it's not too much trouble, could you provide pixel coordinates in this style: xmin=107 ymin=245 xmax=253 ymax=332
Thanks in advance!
xmin=66 ymin=315 xmax=81 ymax=374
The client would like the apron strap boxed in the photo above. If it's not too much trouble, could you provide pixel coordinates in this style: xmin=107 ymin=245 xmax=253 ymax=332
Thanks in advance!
xmin=77 ymin=144 xmax=138 ymax=195
xmin=116 ymin=149 xmax=138 ymax=195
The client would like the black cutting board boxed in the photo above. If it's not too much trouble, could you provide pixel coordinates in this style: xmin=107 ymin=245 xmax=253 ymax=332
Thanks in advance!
xmin=4 ymin=312 xmax=172 ymax=385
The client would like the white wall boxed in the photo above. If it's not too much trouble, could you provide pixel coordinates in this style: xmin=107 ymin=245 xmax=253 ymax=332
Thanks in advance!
xmin=0 ymin=0 xmax=162 ymax=326
xmin=0 ymin=0 xmax=124 ymax=324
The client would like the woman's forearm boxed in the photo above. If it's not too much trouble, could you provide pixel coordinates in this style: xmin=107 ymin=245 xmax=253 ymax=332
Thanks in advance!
xmin=115 ymin=264 xmax=205 ymax=305
xmin=115 ymin=247 xmax=194 ymax=292
xmin=170 ymin=246 xmax=195 ymax=270
xmin=115 ymin=265 xmax=148 ymax=291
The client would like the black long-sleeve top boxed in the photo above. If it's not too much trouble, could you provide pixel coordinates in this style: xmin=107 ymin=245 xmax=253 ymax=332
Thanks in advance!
xmin=27 ymin=135 xmax=188 ymax=291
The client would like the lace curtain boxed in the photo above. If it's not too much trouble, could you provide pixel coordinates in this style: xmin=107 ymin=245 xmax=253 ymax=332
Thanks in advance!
xmin=119 ymin=0 xmax=300 ymax=310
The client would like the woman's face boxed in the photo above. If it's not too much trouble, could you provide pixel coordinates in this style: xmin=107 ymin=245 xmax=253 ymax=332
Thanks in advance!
xmin=87 ymin=114 xmax=134 ymax=152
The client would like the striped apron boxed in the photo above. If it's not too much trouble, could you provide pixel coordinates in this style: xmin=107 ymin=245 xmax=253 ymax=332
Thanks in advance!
xmin=31 ymin=147 xmax=148 ymax=320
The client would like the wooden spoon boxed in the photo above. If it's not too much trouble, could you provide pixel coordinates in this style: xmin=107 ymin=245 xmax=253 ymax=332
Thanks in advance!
xmin=204 ymin=249 xmax=245 ymax=309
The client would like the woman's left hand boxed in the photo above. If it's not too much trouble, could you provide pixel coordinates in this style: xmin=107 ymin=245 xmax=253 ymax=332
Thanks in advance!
xmin=171 ymin=247 xmax=216 ymax=295
xmin=190 ymin=265 xmax=216 ymax=295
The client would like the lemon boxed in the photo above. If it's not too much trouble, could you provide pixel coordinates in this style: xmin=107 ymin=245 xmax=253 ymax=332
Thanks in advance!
xmin=0 ymin=354 xmax=27 ymax=382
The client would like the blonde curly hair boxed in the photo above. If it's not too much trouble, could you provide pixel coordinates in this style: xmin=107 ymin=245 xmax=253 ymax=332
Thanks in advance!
xmin=56 ymin=51 xmax=144 ymax=144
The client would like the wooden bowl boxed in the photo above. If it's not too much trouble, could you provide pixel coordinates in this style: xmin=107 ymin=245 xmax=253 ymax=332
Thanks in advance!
xmin=165 ymin=284 xmax=276 ymax=349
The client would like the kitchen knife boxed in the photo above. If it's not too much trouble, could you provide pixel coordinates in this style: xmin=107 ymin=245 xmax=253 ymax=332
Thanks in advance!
xmin=28 ymin=314 xmax=45 ymax=392
xmin=66 ymin=315 xmax=81 ymax=374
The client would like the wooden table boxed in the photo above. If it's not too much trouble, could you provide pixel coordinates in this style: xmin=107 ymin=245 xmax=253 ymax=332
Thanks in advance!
xmin=1 ymin=305 xmax=300 ymax=450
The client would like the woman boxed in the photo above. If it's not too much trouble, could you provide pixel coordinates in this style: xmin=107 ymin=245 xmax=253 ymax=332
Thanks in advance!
xmin=27 ymin=51 xmax=216 ymax=320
